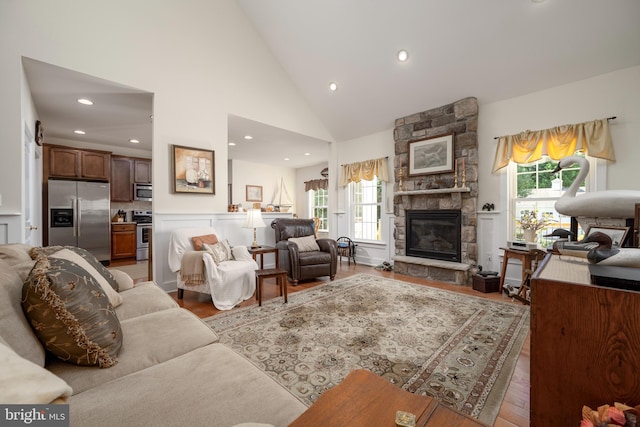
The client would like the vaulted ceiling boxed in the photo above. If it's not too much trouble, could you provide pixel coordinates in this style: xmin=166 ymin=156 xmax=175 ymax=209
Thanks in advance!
xmin=23 ymin=0 xmax=640 ymax=168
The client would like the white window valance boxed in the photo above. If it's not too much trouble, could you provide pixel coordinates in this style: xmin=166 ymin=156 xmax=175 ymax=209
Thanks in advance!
xmin=304 ymin=179 xmax=328 ymax=192
xmin=492 ymin=118 xmax=615 ymax=173
xmin=339 ymin=157 xmax=389 ymax=187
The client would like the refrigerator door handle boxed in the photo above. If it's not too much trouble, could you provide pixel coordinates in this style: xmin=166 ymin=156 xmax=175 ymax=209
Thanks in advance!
xmin=77 ymin=198 xmax=82 ymax=237
xmin=72 ymin=198 xmax=78 ymax=238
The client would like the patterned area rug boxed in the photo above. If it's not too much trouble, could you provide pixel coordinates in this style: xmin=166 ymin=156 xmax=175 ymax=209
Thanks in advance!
xmin=205 ymin=274 xmax=529 ymax=424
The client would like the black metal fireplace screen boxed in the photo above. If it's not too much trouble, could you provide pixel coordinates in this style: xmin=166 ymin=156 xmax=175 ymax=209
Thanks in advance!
xmin=406 ymin=209 xmax=461 ymax=262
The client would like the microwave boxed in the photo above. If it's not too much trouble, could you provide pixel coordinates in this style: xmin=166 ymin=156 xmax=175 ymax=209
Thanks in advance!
xmin=134 ymin=183 xmax=152 ymax=201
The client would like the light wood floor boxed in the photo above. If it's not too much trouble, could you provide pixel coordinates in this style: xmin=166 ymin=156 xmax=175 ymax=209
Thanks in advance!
xmin=165 ymin=262 xmax=530 ymax=427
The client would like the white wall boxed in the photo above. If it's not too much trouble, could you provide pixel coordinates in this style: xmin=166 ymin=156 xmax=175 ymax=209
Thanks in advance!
xmin=0 ymin=0 xmax=332 ymax=246
xmin=477 ymin=65 xmax=640 ymax=284
xmin=230 ymin=159 xmax=296 ymax=213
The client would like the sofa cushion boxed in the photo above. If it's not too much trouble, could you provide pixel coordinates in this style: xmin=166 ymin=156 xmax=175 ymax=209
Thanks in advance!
xmin=0 ymin=258 xmax=45 ymax=366
xmin=32 ymin=246 xmax=120 ymax=291
xmin=48 ymin=307 xmax=218 ymax=394
xmin=288 ymin=235 xmax=320 ymax=252
xmin=0 ymin=243 xmax=33 ymax=266
xmin=114 ymin=282 xmax=179 ymax=321
xmin=22 ymin=256 xmax=122 ymax=368
xmin=298 ymin=251 xmax=331 ymax=266
xmin=192 ymin=234 xmax=218 ymax=250
xmin=109 ymin=269 xmax=135 ymax=292
xmin=68 ymin=344 xmax=306 ymax=427
xmin=0 ymin=337 xmax=72 ymax=404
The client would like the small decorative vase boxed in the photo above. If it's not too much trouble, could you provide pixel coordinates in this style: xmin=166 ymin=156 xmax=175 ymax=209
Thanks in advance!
xmin=523 ymin=229 xmax=537 ymax=243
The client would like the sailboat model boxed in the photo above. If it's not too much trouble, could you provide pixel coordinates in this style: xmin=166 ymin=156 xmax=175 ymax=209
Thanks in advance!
xmin=272 ymin=177 xmax=294 ymax=212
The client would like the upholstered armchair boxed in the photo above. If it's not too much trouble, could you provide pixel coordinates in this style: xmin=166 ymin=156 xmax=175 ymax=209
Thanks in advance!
xmin=167 ymin=227 xmax=258 ymax=310
xmin=271 ymin=218 xmax=337 ymax=286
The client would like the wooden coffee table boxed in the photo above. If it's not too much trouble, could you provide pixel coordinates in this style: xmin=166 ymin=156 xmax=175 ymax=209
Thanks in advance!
xmin=288 ymin=369 xmax=488 ymax=427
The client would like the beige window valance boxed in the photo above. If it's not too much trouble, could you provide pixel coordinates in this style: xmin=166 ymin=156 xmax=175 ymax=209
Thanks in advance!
xmin=492 ymin=118 xmax=615 ymax=173
xmin=339 ymin=157 xmax=389 ymax=187
xmin=304 ymin=179 xmax=328 ymax=192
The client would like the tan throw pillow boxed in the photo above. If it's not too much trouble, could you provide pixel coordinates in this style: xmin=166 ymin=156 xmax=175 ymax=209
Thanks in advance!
xmin=192 ymin=234 xmax=218 ymax=250
xmin=203 ymin=240 xmax=234 ymax=264
xmin=289 ymin=235 xmax=320 ymax=252
xmin=22 ymin=256 xmax=122 ymax=368
xmin=0 ymin=243 xmax=33 ymax=266
xmin=48 ymin=249 xmax=123 ymax=308
xmin=0 ymin=338 xmax=73 ymax=404
xmin=31 ymin=246 xmax=120 ymax=291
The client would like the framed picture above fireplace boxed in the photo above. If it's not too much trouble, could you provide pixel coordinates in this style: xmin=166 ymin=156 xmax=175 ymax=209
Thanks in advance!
xmin=408 ymin=133 xmax=454 ymax=176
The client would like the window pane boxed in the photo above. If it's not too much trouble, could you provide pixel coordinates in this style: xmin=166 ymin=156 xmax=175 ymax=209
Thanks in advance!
xmin=309 ymin=189 xmax=328 ymax=232
xmin=351 ymin=177 xmax=382 ymax=241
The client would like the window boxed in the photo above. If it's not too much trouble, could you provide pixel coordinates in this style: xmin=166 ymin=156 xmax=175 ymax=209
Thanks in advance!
xmin=350 ymin=177 xmax=383 ymax=241
xmin=309 ymin=189 xmax=328 ymax=232
xmin=510 ymin=153 xmax=593 ymax=245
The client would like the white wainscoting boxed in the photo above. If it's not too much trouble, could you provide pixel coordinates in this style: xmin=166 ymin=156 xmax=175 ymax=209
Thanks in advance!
xmin=0 ymin=213 xmax=23 ymax=244
xmin=153 ymin=212 xmax=292 ymax=292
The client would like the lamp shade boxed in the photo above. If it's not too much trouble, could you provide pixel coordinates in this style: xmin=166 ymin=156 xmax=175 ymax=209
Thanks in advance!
xmin=243 ymin=209 xmax=266 ymax=229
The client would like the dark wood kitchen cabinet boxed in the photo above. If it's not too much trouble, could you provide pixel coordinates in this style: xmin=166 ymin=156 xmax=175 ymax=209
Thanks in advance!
xmin=111 ymin=223 xmax=137 ymax=260
xmin=111 ymin=156 xmax=152 ymax=202
xmin=45 ymin=145 xmax=110 ymax=181
xmin=111 ymin=156 xmax=134 ymax=202
xmin=134 ymin=159 xmax=152 ymax=183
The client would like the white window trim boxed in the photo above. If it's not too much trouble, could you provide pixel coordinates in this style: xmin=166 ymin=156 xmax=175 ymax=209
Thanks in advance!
xmin=308 ymin=189 xmax=329 ymax=233
xmin=347 ymin=177 xmax=385 ymax=242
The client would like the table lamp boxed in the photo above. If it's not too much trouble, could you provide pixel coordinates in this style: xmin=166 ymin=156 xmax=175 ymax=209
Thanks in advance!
xmin=243 ymin=208 xmax=266 ymax=248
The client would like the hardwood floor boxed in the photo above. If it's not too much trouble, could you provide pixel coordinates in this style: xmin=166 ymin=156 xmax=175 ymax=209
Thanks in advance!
xmin=168 ymin=262 xmax=530 ymax=427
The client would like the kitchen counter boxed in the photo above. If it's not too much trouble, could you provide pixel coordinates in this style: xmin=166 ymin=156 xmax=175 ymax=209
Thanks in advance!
xmin=112 ymin=221 xmax=137 ymax=225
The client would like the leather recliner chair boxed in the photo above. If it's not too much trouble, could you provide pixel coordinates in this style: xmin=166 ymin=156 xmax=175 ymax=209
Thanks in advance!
xmin=271 ymin=218 xmax=337 ymax=285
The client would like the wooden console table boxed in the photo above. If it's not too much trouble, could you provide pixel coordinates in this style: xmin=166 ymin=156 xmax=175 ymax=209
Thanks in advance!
xmin=288 ymin=370 xmax=487 ymax=427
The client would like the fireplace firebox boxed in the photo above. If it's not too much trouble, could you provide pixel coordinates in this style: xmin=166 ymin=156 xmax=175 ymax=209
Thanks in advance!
xmin=406 ymin=210 xmax=462 ymax=263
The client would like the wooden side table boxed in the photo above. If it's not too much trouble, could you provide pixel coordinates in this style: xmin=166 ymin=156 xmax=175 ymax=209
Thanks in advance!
xmin=248 ymin=246 xmax=279 ymax=269
xmin=255 ymin=268 xmax=288 ymax=306
xmin=498 ymin=247 xmax=546 ymax=294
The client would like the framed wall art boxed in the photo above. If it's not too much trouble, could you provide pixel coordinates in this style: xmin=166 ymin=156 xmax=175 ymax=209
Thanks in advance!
xmin=585 ymin=225 xmax=630 ymax=247
xmin=246 ymin=185 xmax=263 ymax=202
xmin=408 ymin=133 xmax=454 ymax=176
xmin=172 ymin=145 xmax=215 ymax=194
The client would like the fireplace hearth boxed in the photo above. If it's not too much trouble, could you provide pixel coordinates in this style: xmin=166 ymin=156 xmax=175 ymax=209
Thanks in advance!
xmin=406 ymin=210 xmax=461 ymax=262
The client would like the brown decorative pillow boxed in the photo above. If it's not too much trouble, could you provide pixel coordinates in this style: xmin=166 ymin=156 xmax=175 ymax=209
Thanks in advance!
xmin=31 ymin=246 xmax=119 ymax=291
xmin=192 ymin=234 xmax=218 ymax=250
xmin=22 ymin=256 xmax=122 ymax=368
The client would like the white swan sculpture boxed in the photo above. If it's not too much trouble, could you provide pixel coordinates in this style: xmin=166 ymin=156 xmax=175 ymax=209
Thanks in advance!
xmin=553 ymin=156 xmax=640 ymax=218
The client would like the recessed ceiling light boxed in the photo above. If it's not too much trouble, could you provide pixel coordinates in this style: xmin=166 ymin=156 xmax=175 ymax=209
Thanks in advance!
xmin=244 ymin=135 xmax=253 ymax=140
xmin=304 ymin=152 xmax=310 ymax=156
xmin=77 ymin=98 xmax=93 ymax=105
xmin=284 ymin=157 xmax=290 ymax=161
xmin=397 ymin=50 xmax=409 ymax=62
xmin=228 ymin=142 xmax=236 ymax=146
xmin=329 ymin=82 xmax=338 ymax=92
xmin=129 ymin=139 xmax=140 ymax=144
xmin=74 ymin=130 xmax=86 ymax=135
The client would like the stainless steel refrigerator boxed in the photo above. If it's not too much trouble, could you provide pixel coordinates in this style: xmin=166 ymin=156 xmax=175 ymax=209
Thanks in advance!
xmin=48 ymin=180 xmax=111 ymax=264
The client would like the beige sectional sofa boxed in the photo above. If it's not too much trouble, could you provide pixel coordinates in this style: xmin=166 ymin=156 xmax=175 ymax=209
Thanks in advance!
xmin=0 ymin=244 xmax=306 ymax=427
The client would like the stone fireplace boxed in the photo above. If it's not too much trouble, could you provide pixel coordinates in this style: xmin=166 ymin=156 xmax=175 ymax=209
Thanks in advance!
xmin=393 ymin=97 xmax=478 ymax=285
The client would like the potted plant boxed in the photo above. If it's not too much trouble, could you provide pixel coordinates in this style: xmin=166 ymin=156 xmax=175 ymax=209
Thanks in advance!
xmin=519 ymin=210 xmax=551 ymax=242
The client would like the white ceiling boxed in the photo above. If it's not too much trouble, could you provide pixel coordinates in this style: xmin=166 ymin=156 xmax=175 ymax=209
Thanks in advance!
xmin=23 ymin=0 xmax=640 ymax=168
xmin=238 ymin=0 xmax=640 ymax=141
